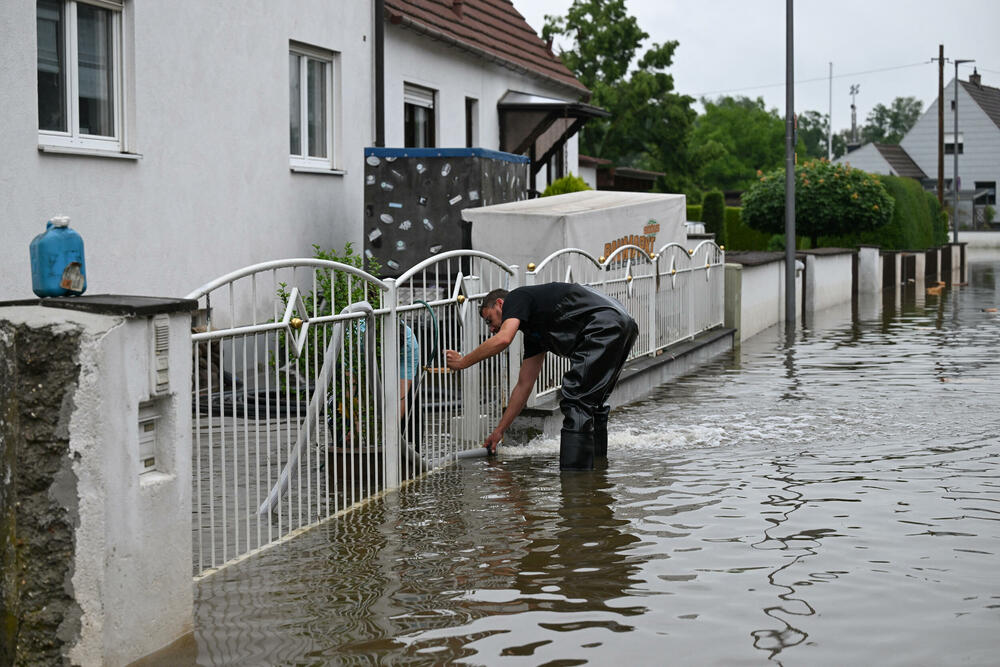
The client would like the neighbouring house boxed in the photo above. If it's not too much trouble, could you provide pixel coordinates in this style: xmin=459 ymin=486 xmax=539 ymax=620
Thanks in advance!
xmin=836 ymin=70 xmax=1000 ymax=229
xmin=577 ymin=155 xmax=663 ymax=193
xmin=3 ymin=0 xmax=374 ymax=302
xmin=383 ymin=0 xmax=605 ymax=194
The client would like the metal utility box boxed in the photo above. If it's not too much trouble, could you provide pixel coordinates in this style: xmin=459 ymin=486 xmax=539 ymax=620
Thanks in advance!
xmin=462 ymin=190 xmax=688 ymax=271
xmin=363 ymin=147 xmax=529 ymax=277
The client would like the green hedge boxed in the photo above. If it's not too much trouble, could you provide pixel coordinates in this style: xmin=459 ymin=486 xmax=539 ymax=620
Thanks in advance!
xmin=701 ymin=191 xmax=727 ymax=247
xmin=820 ymin=175 xmax=949 ymax=250
xmin=542 ymin=173 xmax=590 ymax=197
xmin=724 ymin=207 xmax=773 ymax=251
xmin=687 ymin=204 xmax=702 ymax=221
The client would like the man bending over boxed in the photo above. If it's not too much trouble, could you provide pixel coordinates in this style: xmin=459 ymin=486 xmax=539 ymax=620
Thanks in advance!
xmin=446 ymin=282 xmax=638 ymax=470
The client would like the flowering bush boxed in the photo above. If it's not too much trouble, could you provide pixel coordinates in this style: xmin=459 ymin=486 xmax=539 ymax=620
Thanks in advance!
xmin=742 ymin=160 xmax=894 ymax=245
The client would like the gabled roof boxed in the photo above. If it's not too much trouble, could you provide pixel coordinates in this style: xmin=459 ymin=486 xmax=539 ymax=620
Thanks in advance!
xmin=384 ymin=0 xmax=589 ymax=97
xmin=873 ymin=143 xmax=927 ymax=180
xmin=961 ymin=80 xmax=1000 ymax=131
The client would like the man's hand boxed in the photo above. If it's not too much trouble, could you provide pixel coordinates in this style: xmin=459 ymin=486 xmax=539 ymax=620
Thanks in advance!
xmin=445 ymin=349 xmax=466 ymax=371
xmin=483 ymin=430 xmax=503 ymax=455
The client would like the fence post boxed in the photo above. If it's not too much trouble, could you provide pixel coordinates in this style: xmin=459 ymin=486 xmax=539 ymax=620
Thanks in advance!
xmin=522 ymin=268 xmax=540 ymax=408
xmin=506 ymin=266 xmax=522 ymax=404
xmin=460 ymin=276 xmax=482 ymax=444
xmin=647 ymin=255 xmax=657 ymax=355
xmin=382 ymin=278 xmax=400 ymax=487
xmin=688 ymin=251 xmax=696 ymax=340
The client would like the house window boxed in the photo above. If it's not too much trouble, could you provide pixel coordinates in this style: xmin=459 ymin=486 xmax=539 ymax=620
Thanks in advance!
xmin=37 ymin=0 xmax=125 ymax=152
xmin=289 ymin=43 xmax=337 ymax=170
xmin=465 ymin=97 xmax=478 ymax=148
xmin=404 ymin=83 xmax=435 ymax=148
xmin=944 ymin=132 xmax=964 ymax=155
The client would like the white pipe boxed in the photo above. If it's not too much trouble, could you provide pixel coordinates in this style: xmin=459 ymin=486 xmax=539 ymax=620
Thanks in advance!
xmin=258 ymin=301 xmax=375 ymax=516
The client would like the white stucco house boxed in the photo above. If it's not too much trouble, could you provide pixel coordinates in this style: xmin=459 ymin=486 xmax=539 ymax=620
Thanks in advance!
xmin=2 ymin=0 xmax=374 ymax=302
xmin=837 ymin=70 xmax=1000 ymax=228
xmin=0 ymin=0 xmax=598 ymax=302
xmin=383 ymin=0 xmax=603 ymax=193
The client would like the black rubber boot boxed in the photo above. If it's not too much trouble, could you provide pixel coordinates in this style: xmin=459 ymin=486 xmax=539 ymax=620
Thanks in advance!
xmin=560 ymin=429 xmax=595 ymax=470
xmin=593 ymin=406 xmax=610 ymax=458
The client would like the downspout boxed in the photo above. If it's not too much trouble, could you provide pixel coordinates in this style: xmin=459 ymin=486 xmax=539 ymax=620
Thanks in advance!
xmin=374 ymin=0 xmax=385 ymax=147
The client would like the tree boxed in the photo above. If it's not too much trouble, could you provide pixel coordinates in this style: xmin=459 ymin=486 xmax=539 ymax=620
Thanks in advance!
xmin=860 ymin=96 xmax=923 ymax=144
xmin=688 ymin=96 xmax=786 ymax=191
xmin=701 ymin=190 xmax=727 ymax=247
xmin=742 ymin=160 xmax=894 ymax=247
xmin=543 ymin=0 xmax=695 ymax=181
xmin=796 ymin=110 xmax=830 ymax=160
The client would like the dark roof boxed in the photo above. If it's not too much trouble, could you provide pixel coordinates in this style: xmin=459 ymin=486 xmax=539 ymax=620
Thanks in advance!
xmin=961 ymin=80 xmax=1000 ymax=131
xmin=578 ymin=154 xmax=612 ymax=167
xmin=873 ymin=143 xmax=927 ymax=179
xmin=385 ymin=0 xmax=589 ymax=96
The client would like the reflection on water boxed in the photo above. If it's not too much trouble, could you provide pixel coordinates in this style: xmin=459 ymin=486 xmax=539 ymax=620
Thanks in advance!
xmin=184 ymin=258 xmax=1000 ymax=666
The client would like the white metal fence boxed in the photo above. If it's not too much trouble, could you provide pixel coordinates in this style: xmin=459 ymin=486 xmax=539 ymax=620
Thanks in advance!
xmin=187 ymin=242 xmax=723 ymax=577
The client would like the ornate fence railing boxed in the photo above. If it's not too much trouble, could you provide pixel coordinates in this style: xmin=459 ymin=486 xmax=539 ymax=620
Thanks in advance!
xmin=186 ymin=242 xmax=723 ymax=577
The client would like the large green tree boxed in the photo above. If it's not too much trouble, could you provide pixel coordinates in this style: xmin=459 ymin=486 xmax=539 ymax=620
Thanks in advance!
xmin=688 ymin=96 xmax=787 ymax=191
xmin=796 ymin=110 xmax=830 ymax=160
xmin=861 ymin=96 xmax=923 ymax=144
xmin=543 ymin=0 xmax=695 ymax=180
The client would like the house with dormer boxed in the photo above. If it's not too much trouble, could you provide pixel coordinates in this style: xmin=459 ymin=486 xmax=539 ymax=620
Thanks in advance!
xmin=837 ymin=70 xmax=1000 ymax=228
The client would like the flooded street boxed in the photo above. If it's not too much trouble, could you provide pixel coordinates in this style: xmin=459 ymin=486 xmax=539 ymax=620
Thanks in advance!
xmin=189 ymin=256 xmax=999 ymax=666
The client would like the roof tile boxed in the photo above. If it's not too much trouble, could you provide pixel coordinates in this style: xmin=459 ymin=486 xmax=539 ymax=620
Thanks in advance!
xmin=385 ymin=0 xmax=589 ymax=95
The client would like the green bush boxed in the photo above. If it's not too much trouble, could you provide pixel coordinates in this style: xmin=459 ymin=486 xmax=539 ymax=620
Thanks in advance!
xmin=701 ymin=191 xmax=727 ymax=247
xmin=686 ymin=204 xmax=703 ymax=221
xmin=724 ymin=206 xmax=773 ymax=251
xmin=542 ymin=173 xmax=591 ymax=197
xmin=742 ymin=160 xmax=895 ymax=247
xmin=820 ymin=176 xmax=948 ymax=250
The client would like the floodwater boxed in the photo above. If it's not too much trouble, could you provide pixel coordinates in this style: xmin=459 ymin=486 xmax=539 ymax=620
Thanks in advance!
xmin=183 ymin=256 xmax=999 ymax=666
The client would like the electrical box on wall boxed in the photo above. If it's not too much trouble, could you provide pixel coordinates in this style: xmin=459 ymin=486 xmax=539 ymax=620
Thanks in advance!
xmin=137 ymin=404 xmax=159 ymax=473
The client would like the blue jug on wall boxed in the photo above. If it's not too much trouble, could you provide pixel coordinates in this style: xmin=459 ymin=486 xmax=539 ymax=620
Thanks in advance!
xmin=30 ymin=215 xmax=87 ymax=297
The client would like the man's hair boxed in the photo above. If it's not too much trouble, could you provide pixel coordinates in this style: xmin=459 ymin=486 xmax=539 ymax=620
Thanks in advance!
xmin=480 ymin=288 xmax=509 ymax=315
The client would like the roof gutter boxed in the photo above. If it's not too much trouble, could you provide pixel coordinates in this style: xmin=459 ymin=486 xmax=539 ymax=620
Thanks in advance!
xmin=374 ymin=0 xmax=385 ymax=146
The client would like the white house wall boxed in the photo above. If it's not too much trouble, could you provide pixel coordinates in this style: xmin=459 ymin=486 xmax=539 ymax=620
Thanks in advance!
xmin=902 ymin=79 xmax=1000 ymax=189
xmin=384 ymin=25 xmax=580 ymax=185
xmin=0 ymin=1 xmax=372 ymax=302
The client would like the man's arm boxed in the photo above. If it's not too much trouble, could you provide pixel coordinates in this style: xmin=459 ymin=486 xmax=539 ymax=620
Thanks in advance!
xmin=482 ymin=352 xmax=545 ymax=453
xmin=445 ymin=318 xmax=520 ymax=370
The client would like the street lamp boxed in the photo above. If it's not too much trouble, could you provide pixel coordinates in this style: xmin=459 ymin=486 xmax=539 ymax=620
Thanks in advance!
xmin=952 ymin=58 xmax=974 ymax=243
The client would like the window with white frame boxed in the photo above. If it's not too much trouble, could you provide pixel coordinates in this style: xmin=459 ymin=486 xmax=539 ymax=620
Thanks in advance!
xmin=289 ymin=43 xmax=337 ymax=170
xmin=37 ymin=0 xmax=126 ymax=152
xmin=404 ymin=83 xmax=436 ymax=148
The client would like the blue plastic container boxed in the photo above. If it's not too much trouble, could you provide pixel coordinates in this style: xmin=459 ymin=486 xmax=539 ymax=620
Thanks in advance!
xmin=30 ymin=216 xmax=87 ymax=297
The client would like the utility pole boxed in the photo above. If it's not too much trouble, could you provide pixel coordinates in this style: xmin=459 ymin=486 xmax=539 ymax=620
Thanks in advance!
xmin=849 ymin=84 xmax=860 ymax=145
xmin=931 ymin=46 xmax=946 ymax=206
xmin=953 ymin=58 xmax=975 ymax=243
xmin=785 ymin=0 xmax=796 ymax=335
xmin=828 ymin=62 xmax=833 ymax=160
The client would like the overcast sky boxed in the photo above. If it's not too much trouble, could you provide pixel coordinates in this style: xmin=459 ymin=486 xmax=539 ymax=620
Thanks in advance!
xmin=515 ymin=0 xmax=1000 ymax=132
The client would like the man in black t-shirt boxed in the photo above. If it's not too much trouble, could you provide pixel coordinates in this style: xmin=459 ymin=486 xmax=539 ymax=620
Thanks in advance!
xmin=445 ymin=282 xmax=638 ymax=470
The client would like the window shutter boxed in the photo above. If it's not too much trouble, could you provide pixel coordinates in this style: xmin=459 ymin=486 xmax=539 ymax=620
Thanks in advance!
xmin=404 ymin=84 xmax=435 ymax=109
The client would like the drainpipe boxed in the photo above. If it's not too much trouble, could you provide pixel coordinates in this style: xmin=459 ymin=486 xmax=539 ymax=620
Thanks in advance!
xmin=374 ymin=0 xmax=385 ymax=147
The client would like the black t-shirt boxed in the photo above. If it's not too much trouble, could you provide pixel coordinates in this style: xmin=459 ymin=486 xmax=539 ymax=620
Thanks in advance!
xmin=500 ymin=282 xmax=628 ymax=358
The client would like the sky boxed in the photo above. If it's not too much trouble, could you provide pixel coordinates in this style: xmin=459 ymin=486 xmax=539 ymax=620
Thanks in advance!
xmin=515 ymin=0 xmax=1000 ymax=133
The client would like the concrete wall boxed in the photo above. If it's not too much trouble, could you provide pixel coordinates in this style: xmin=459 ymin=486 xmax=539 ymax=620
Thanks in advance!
xmin=1 ymin=300 xmax=193 ymax=666
xmin=732 ymin=258 xmax=803 ymax=341
xmin=1 ymin=1 xmax=373 ymax=302
xmin=384 ymin=24 xmax=581 ymax=187
xmin=804 ymin=251 xmax=853 ymax=313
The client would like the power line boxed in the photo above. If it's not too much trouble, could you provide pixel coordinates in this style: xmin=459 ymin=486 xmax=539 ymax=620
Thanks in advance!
xmin=692 ymin=61 xmax=930 ymax=98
